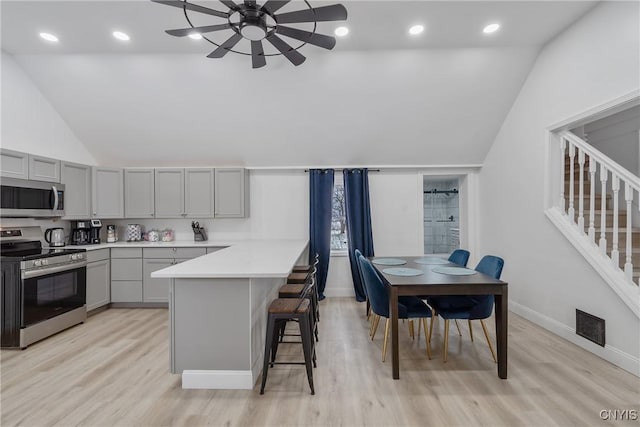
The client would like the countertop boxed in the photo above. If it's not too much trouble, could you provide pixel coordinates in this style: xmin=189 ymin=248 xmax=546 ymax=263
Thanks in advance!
xmin=150 ymin=239 xmax=309 ymax=279
xmin=69 ymin=240 xmax=234 ymax=251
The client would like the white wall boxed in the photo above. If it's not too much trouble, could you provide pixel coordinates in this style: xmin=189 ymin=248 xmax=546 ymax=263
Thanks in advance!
xmin=584 ymin=106 xmax=640 ymax=175
xmin=0 ymin=51 xmax=96 ymax=165
xmin=478 ymin=2 xmax=640 ymax=374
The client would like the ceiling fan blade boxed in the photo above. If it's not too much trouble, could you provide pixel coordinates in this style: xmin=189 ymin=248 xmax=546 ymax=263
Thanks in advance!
xmin=151 ymin=1 xmax=228 ymax=19
xmin=166 ymin=23 xmax=231 ymax=37
xmin=262 ymin=0 xmax=289 ymax=14
xmin=251 ymin=40 xmax=267 ymax=68
xmin=275 ymin=4 xmax=347 ymax=24
xmin=207 ymin=32 xmax=243 ymax=58
xmin=275 ymin=25 xmax=336 ymax=50
xmin=219 ymin=0 xmax=240 ymax=10
xmin=266 ymin=33 xmax=305 ymax=66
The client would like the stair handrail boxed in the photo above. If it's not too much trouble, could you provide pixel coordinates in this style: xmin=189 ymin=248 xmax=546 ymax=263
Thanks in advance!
xmin=560 ymin=130 xmax=640 ymax=190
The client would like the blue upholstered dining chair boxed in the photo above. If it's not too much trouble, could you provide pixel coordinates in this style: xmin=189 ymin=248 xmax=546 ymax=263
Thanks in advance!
xmin=448 ymin=249 xmax=470 ymax=267
xmin=430 ymin=255 xmax=504 ymax=363
xmin=357 ymin=254 xmax=433 ymax=361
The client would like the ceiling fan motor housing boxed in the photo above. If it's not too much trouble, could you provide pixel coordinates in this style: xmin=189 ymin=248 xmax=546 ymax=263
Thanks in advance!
xmin=238 ymin=11 xmax=268 ymax=41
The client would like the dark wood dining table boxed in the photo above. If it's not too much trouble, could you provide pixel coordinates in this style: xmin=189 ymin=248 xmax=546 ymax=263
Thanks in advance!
xmin=371 ymin=256 xmax=508 ymax=380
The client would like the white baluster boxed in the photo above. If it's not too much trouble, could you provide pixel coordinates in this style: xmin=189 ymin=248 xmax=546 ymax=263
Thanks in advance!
xmin=560 ymin=137 xmax=566 ymax=213
xmin=611 ymin=174 xmax=620 ymax=267
xmin=568 ymin=143 xmax=575 ymax=221
xmin=578 ymin=149 xmax=585 ymax=232
xmin=624 ymin=183 xmax=633 ymax=281
xmin=599 ymin=165 xmax=608 ymax=254
xmin=588 ymin=156 xmax=597 ymax=243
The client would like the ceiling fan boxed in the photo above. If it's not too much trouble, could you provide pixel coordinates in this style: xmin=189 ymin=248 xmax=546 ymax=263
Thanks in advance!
xmin=152 ymin=0 xmax=348 ymax=68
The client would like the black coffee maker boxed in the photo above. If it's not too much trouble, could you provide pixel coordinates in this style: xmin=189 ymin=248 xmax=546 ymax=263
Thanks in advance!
xmin=89 ymin=219 xmax=102 ymax=244
xmin=70 ymin=221 xmax=91 ymax=245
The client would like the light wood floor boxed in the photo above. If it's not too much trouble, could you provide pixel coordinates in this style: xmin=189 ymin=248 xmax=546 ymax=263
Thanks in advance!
xmin=1 ymin=298 xmax=638 ymax=426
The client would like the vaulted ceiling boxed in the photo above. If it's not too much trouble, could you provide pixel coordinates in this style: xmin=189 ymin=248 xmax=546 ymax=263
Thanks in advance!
xmin=1 ymin=1 xmax=598 ymax=167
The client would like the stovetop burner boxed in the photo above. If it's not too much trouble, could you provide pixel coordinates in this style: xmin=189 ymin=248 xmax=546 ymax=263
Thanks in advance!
xmin=0 ymin=240 xmax=85 ymax=261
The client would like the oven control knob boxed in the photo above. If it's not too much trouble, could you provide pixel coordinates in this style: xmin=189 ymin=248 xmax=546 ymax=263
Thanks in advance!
xmin=77 ymin=253 xmax=84 ymax=260
xmin=34 ymin=260 xmax=42 ymax=267
xmin=42 ymin=259 xmax=49 ymax=265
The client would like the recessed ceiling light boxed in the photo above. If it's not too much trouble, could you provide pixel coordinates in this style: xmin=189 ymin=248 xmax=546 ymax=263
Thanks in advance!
xmin=483 ymin=23 xmax=500 ymax=34
xmin=39 ymin=32 xmax=59 ymax=42
xmin=112 ymin=31 xmax=130 ymax=41
xmin=334 ymin=26 xmax=349 ymax=37
xmin=188 ymin=33 xmax=203 ymax=40
xmin=408 ymin=25 xmax=424 ymax=35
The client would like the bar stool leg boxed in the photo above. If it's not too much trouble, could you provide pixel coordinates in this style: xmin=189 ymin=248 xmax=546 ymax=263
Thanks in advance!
xmin=260 ymin=314 xmax=276 ymax=394
xmin=299 ymin=313 xmax=315 ymax=395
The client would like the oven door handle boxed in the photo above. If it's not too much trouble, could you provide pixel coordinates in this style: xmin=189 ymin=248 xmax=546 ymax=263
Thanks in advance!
xmin=22 ymin=262 xmax=87 ymax=279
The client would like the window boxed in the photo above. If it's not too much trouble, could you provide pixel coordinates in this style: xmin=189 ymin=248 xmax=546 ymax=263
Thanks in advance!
xmin=331 ymin=176 xmax=348 ymax=251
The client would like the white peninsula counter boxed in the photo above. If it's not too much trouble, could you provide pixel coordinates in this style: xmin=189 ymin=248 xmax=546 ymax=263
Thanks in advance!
xmin=151 ymin=239 xmax=309 ymax=390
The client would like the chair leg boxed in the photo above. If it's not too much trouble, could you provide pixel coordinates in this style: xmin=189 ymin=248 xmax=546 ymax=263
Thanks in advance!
xmin=382 ymin=318 xmax=391 ymax=362
xmin=417 ymin=318 xmax=422 ymax=341
xmin=429 ymin=308 xmax=435 ymax=344
xmin=422 ymin=318 xmax=432 ymax=360
xmin=366 ymin=299 xmax=371 ymax=320
xmin=409 ymin=320 xmax=414 ymax=340
xmin=443 ymin=319 xmax=450 ymax=363
xmin=454 ymin=319 xmax=462 ymax=336
xmin=299 ymin=313 xmax=315 ymax=395
xmin=371 ymin=315 xmax=381 ymax=340
xmin=480 ymin=319 xmax=497 ymax=363
xmin=468 ymin=320 xmax=474 ymax=342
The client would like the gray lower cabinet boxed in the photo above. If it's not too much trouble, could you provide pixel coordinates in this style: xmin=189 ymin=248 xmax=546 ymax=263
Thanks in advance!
xmin=155 ymin=168 xmax=184 ymax=218
xmin=86 ymin=250 xmax=110 ymax=311
xmin=0 ymin=149 xmax=29 ymax=179
xmin=125 ymin=168 xmax=155 ymax=218
xmin=61 ymin=161 xmax=92 ymax=219
xmin=142 ymin=247 xmax=207 ymax=303
xmin=110 ymin=248 xmax=142 ymax=303
xmin=28 ymin=155 xmax=60 ymax=183
xmin=93 ymin=167 xmax=124 ymax=218
xmin=214 ymin=168 xmax=249 ymax=218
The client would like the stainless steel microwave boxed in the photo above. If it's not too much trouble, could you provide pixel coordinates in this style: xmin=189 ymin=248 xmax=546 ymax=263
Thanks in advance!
xmin=0 ymin=178 xmax=65 ymax=218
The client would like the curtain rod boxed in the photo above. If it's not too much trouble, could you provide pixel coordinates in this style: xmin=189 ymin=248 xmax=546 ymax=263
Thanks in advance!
xmin=303 ymin=168 xmax=381 ymax=173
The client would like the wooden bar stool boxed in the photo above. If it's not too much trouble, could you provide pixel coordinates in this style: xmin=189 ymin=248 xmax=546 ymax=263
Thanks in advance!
xmin=260 ymin=298 xmax=316 ymax=395
xmin=278 ymin=276 xmax=319 ymax=342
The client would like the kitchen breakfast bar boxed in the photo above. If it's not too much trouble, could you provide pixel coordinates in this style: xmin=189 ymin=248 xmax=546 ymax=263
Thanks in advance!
xmin=151 ymin=239 xmax=309 ymax=390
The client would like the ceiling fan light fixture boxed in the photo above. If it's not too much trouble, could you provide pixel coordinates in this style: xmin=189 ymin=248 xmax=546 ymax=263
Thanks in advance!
xmin=483 ymin=23 xmax=500 ymax=34
xmin=112 ymin=31 xmax=131 ymax=41
xmin=152 ymin=0 xmax=348 ymax=68
xmin=408 ymin=24 xmax=424 ymax=35
xmin=39 ymin=32 xmax=59 ymax=42
xmin=334 ymin=26 xmax=349 ymax=37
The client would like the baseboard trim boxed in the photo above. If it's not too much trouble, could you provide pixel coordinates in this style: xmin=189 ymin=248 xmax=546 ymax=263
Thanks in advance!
xmin=182 ymin=370 xmax=254 ymax=390
xmin=323 ymin=287 xmax=355 ymax=298
xmin=510 ymin=301 xmax=639 ymax=377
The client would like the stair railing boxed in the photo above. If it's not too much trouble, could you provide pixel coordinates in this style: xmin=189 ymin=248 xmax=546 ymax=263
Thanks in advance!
xmin=558 ymin=131 xmax=640 ymax=283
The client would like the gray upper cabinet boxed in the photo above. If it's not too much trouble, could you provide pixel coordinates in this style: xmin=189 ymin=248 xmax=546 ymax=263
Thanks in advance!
xmin=214 ymin=168 xmax=249 ymax=218
xmin=155 ymin=169 xmax=184 ymax=218
xmin=92 ymin=167 xmax=124 ymax=218
xmin=185 ymin=168 xmax=214 ymax=218
xmin=0 ymin=149 xmax=29 ymax=179
xmin=61 ymin=161 xmax=92 ymax=220
xmin=28 ymin=155 xmax=60 ymax=183
xmin=125 ymin=169 xmax=155 ymax=218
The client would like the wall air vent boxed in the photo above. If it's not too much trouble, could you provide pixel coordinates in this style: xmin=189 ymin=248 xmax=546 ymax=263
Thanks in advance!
xmin=576 ymin=309 xmax=605 ymax=347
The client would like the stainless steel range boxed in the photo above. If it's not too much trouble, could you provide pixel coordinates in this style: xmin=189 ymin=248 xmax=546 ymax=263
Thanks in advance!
xmin=1 ymin=227 xmax=87 ymax=349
